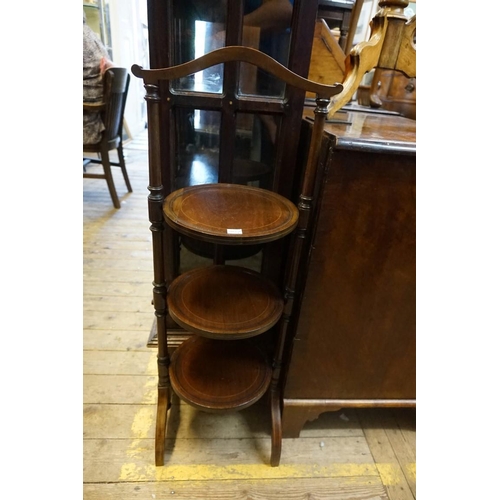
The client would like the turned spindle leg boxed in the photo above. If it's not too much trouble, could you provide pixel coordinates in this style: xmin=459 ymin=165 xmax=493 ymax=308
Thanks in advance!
xmin=270 ymin=388 xmax=282 ymax=467
xmin=155 ymin=385 xmax=170 ymax=466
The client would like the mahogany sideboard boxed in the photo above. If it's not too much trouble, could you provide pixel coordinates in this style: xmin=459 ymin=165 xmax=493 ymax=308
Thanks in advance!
xmin=282 ymin=106 xmax=416 ymax=437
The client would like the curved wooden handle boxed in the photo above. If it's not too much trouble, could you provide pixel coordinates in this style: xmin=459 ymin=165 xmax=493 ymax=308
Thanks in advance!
xmin=132 ymin=45 xmax=343 ymax=98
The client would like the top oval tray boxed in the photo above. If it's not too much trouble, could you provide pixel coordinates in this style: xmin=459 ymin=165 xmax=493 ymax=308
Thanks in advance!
xmin=163 ymin=183 xmax=299 ymax=245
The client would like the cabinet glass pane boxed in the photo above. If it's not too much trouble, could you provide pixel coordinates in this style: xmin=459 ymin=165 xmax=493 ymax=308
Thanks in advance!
xmin=174 ymin=108 xmax=221 ymax=189
xmin=173 ymin=110 xmax=281 ymax=189
xmin=232 ymin=112 xmax=281 ymax=189
xmin=172 ymin=0 xmax=227 ymax=93
xmin=238 ymin=0 xmax=293 ymax=98
xmin=170 ymin=1 xmax=293 ymax=97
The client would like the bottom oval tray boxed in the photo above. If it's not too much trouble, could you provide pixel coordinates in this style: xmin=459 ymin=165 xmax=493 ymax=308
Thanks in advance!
xmin=169 ymin=336 xmax=272 ymax=412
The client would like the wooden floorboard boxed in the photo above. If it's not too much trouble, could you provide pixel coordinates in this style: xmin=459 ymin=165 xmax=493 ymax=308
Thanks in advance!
xmin=84 ymin=477 xmax=389 ymax=500
xmin=83 ymin=130 xmax=416 ymax=499
xmin=358 ymin=409 xmax=415 ymax=500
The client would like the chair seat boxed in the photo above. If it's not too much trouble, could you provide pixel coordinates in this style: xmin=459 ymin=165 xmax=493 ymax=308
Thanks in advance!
xmin=83 ymin=136 xmax=121 ymax=153
xmin=169 ymin=335 xmax=272 ymax=412
xmin=168 ymin=265 xmax=284 ymax=339
xmin=163 ymin=183 xmax=299 ymax=245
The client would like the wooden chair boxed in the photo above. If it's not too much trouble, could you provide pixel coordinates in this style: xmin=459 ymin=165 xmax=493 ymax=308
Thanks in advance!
xmin=132 ymin=46 xmax=342 ymax=467
xmin=83 ymin=67 xmax=133 ymax=209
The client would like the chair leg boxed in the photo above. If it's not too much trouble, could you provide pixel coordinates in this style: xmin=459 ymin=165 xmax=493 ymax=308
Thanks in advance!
xmin=117 ymin=144 xmax=133 ymax=193
xmin=155 ymin=386 xmax=171 ymax=466
xmin=101 ymin=149 xmax=121 ymax=208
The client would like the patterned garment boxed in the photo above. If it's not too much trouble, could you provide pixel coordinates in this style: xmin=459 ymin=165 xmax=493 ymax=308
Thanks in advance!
xmin=83 ymin=13 xmax=111 ymax=145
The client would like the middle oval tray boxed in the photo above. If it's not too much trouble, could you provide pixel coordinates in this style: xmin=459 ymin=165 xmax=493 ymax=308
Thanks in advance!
xmin=168 ymin=265 xmax=284 ymax=339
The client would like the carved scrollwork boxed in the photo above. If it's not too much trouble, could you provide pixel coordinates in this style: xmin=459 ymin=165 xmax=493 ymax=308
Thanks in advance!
xmin=328 ymin=0 xmax=416 ymax=118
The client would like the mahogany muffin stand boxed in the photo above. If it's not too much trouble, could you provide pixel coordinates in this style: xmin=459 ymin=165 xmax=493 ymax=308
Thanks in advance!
xmin=132 ymin=46 xmax=342 ymax=467
xmin=164 ymin=184 xmax=298 ymax=420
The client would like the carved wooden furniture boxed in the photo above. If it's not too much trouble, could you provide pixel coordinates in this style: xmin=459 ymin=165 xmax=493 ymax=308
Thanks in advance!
xmin=83 ymin=67 xmax=132 ymax=209
xmin=132 ymin=46 xmax=342 ymax=467
xmin=281 ymin=108 xmax=416 ymax=437
xmin=328 ymin=0 xmax=416 ymax=118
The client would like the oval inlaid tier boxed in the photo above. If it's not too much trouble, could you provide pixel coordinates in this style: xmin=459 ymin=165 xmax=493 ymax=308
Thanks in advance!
xmin=169 ymin=336 xmax=272 ymax=412
xmin=163 ymin=183 xmax=299 ymax=245
xmin=168 ymin=265 xmax=283 ymax=339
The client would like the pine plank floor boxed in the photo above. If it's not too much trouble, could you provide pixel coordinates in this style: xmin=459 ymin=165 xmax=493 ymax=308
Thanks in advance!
xmin=83 ymin=131 xmax=416 ymax=499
